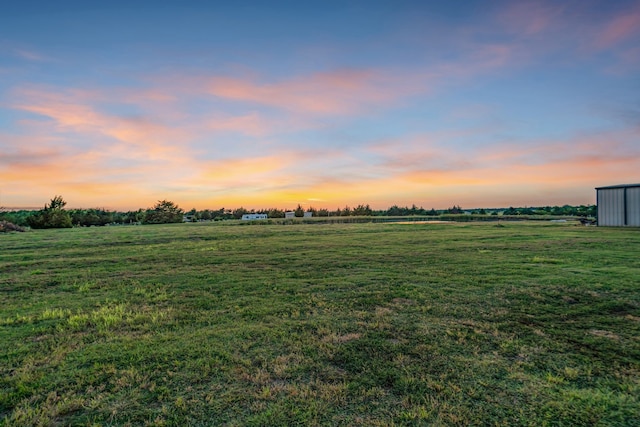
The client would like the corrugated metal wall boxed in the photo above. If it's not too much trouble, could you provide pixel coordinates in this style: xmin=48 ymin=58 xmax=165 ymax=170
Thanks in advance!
xmin=597 ymin=186 xmax=640 ymax=226
xmin=598 ymin=188 xmax=625 ymax=226
xmin=627 ymin=187 xmax=640 ymax=226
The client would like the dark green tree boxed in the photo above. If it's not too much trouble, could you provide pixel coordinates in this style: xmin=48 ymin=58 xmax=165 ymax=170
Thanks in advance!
xmin=447 ymin=205 xmax=463 ymax=214
xmin=27 ymin=195 xmax=73 ymax=229
xmin=232 ymin=207 xmax=249 ymax=219
xmin=122 ymin=209 xmax=145 ymax=224
xmin=267 ymin=208 xmax=284 ymax=218
xmin=70 ymin=208 xmax=114 ymax=226
xmin=352 ymin=204 xmax=372 ymax=216
xmin=143 ymin=200 xmax=184 ymax=224
xmin=0 ymin=210 xmax=32 ymax=227
xmin=294 ymin=204 xmax=305 ymax=217
xmin=387 ymin=205 xmax=403 ymax=216
xmin=503 ymin=206 xmax=518 ymax=215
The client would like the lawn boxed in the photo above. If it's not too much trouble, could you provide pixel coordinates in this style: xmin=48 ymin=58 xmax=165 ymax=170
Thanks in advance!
xmin=1 ymin=221 xmax=638 ymax=426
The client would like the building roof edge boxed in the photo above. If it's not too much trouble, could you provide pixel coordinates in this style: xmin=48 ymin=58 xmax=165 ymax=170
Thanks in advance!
xmin=595 ymin=183 xmax=640 ymax=190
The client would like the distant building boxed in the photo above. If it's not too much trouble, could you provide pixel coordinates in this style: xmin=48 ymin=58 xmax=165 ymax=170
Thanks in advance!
xmin=285 ymin=211 xmax=295 ymax=219
xmin=596 ymin=183 xmax=640 ymax=226
xmin=304 ymin=212 xmax=313 ymax=218
xmin=241 ymin=214 xmax=268 ymax=220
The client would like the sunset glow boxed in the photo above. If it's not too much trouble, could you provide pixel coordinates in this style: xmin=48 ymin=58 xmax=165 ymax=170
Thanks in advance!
xmin=1 ymin=1 xmax=639 ymax=211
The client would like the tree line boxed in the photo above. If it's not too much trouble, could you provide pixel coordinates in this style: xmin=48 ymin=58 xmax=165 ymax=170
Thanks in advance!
xmin=0 ymin=196 xmax=597 ymax=229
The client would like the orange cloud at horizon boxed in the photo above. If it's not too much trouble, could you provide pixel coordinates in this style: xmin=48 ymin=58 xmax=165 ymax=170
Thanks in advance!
xmin=188 ymin=141 xmax=636 ymax=211
xmin=3 ymin=125 xmax=637 ymax=211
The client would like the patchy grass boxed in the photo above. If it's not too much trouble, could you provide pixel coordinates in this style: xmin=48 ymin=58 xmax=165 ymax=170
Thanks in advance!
xmin=1 ymin=221 xmax=638 ymax=426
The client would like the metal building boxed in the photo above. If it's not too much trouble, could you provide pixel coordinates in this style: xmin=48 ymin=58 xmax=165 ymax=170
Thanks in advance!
xmin=596 ymin=183 xmax=640 ymax=226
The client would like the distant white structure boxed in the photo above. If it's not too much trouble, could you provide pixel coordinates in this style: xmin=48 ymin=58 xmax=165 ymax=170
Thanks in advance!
xmin=241 ymin=214 xmax=268 ymax=220
xmin=304 ymin=212 xmax=313 ymax=218
xmin=285 ymin=211 xmax=295 ymax=219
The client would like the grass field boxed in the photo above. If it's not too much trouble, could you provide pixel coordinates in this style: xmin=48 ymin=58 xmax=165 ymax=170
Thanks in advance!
xmin=1 ymin=221 xmax=639 ymax=426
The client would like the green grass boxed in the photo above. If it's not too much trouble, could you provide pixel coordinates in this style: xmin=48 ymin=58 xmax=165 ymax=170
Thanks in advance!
xmin=1 ymin=221 xmax=639 ymax=426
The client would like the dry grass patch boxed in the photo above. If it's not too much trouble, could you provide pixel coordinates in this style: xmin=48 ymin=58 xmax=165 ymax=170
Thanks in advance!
xmin=589 ymin=329 xmax=621 ymax=340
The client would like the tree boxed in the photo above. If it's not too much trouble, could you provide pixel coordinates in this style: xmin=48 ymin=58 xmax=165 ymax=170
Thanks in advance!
xmin=0 ymin=210 xmax=32 ymax=227
xmin=122 ymin=209 xmax=145 ymax=224
xmin=27 ymin=195 xmax=73 ymax=229
xmin=143 ymin=200 xmax=184 ymax=224
xmin=294 ymin=204 xmax=305 ymax=217
xmin=206 ymin=208 xmax=228 ymax=221
xmin=503 ymin=206 xmax=518 ymax=215
xmin=200 ymin=209 xmax=213 ymax=221
xmin=232 ymin=207 xmax=249 ymax=219
xmin=387 ymin=205 xmax=403 ymax=216
xmin=447 ymin=205 xmax=463 ymax=214
xmin=70 ymin=208 xmax=113 ymax=226
xmin=46 ymin=195 xmax=65 ymax=210
xmin=267 ymin=208 xmax=284 ymax=218
xmin=352 ymin=204 xmax=372 ymax=216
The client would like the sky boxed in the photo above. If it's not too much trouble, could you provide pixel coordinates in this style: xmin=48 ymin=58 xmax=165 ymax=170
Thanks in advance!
xmin=1 ymin=0 xmax=639 ymax=211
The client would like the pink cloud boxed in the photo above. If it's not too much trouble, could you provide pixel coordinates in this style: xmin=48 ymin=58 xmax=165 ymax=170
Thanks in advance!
xmin=203 ymin=46 xmax=522 ymax=117
xmin=618 ymin=45 xmax=640 ymax=65
xmin=0 ymin=146 xmax=63 ymax=167
xmin=470 ymin=44 xmax=514 ymax=69
xmin=497 ymin=1 xmax=564 ymax=36
xmin=595 ymin=5 xmax=640 ymax=49
xmin=207 ymin=112 xmax=278 ymax=137
xmin=0 ymin=42 xmax=52 ymax=62
xmin=206 ymin=69 xmax=407 ymax=115
xmin=14 ymin=48 xmax=49 ymax=62
xmin=11 ymin=88 xmax=190 ymax=159
xmin=487 ymin=2 xmax=640 ymax=72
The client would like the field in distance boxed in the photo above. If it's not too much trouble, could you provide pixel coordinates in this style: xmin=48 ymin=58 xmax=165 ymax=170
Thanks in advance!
xmin=1 ymin=221 xmax=638 ymax=426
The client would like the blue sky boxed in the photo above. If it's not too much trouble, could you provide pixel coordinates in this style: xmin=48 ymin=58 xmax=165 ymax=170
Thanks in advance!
xmin=1 ymin=0 xmax=639 ymax=210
